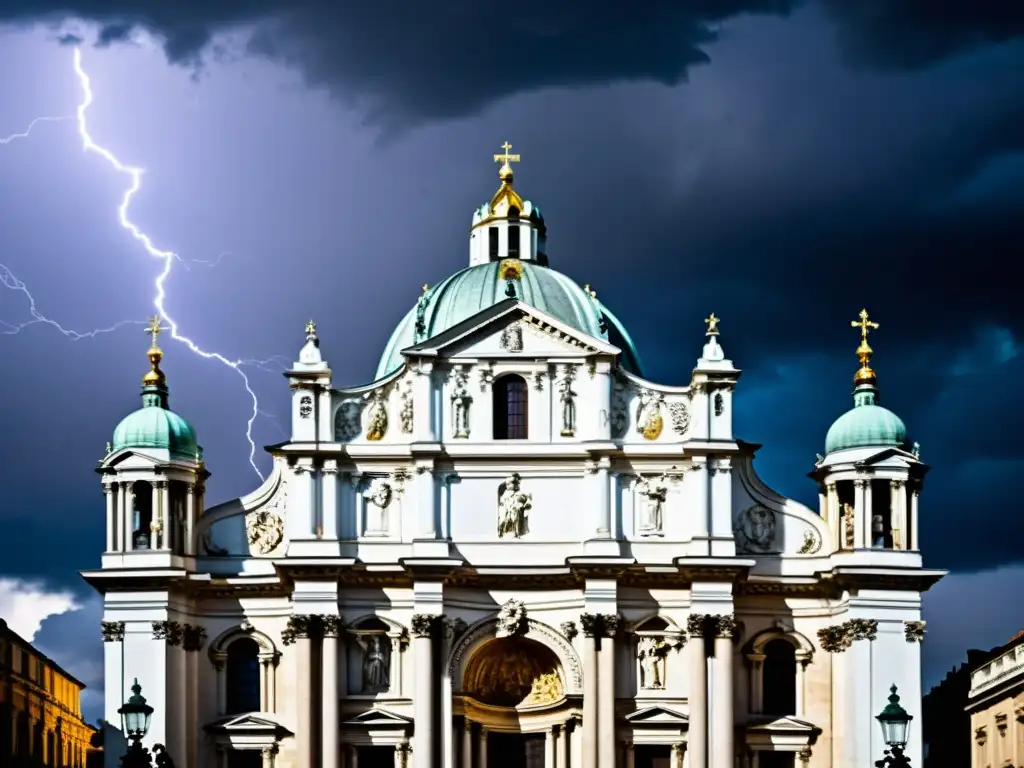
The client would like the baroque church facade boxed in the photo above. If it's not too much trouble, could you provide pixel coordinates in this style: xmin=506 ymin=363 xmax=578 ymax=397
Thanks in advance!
xmin=83 ymin=145 xmax=944 ymax=768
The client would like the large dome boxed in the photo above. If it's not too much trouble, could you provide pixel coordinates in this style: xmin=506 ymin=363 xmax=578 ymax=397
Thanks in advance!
xmin=825 ymin=386 xmax=907 ymax=454
xmin=112 ymin=405 xmax=200 ymax=459
xmin=375 ymin=260 xmax=644 ymax=379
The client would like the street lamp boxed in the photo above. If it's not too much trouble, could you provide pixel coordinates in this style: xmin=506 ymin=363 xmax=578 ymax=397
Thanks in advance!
xmin=117 ymin=680 xmax=175 ymax=768
xmin=875 ymin=684 xmax=913 ymax=768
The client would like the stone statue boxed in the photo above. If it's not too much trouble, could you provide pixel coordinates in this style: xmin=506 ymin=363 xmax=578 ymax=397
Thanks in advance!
xmin=496 ymin=599 xmax=528 ymax=638
xmin=451 ymin=368 xmax=472 ymax=439
xmin=500 ymin=324 xmax=523 ymax=352
xmin=558 ymin=365 xmax=577 ymax=437
xmin=497 ymin=473 xmax=532 ymax=539
xmin=842 ymin=503 xmax=855 ymax=548
xmin=636 ymin=474 xmax=669 ymax=536
xmin=872 ymin=513 xmax=885 ymax=548
xmin=365 ymin=392 xmax=388 ymax=441
xmin=735 ymin=504 xmax=777 ymax=554
xmin=361 ymin=635 xmax=390 ymax=691
xmin=638 ymin=636 xmax=668 ymax=690
xmin=399 ymin=378 xmax=414 ymax=434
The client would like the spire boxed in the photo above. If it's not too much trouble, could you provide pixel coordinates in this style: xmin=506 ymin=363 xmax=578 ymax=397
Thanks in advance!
xmin=141 ymin=315 xmax=169 ymax=409
xmin=489 ymin=141 xmax=524 ymax=215
xmin=700 ymin=312 xmax=726 ymax=363
xmin=850 ymin=308 xmax=880 ymax=387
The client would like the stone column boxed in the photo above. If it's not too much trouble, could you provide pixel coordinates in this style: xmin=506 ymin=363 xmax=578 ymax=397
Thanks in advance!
xmin=595 ymin=460 xmax=611 ymax=537
xmin=122 ymin=481 xmax=133 ymax=551
xmin=546 ymin=728 xmax=557 ymax=768
xmin=462 ymin=720 xmax=473 ymax=768
xmin=104 ymin=485 xmax=115 ymax=552
xmin=671 ymin=744 xmax=685 ymax=768
xmin=213 ymin=659 xmax=227 ymax=715
xmin=349 ymin=745 xmax=360 ymax=768
xmin=889 ymin=480 xmax=903 ymax=549
xmin=150 ymin=482 xmax=161 ymax=550
xmin=598 ymin=615 xmax=618 ymax=765
xmin=285 ymin=616 xmax=316 ymax=768
xmin=185 ymin=484 xmax=195 ymax=555
xmin=323 ymin=616 xmax=342 ymax=768
xmin=624 ymin=743 xmax=635 ymax=768
xmin=825 ymin=483 xmax=838 ymax=549
xmin=853 ymin=480 xmax=867 ymax=548
xmin=794 ymin=652 xmax=811 ymax=718
xmin=711 ymin=617 xmax=735 ymax=768
xmin=261 ymin=745 xmax=277 ymax=768
xmin=322 ymin=461 xmax=339 ymax=539
xmin=580 ymin=615 xmax=600 ymax=768
xmin=478 ymin=728 xmax=488 ymax=768
xmin=686 ymin=615 xmax=708 ymax=768
xmin=556 ymin=725 xmax=569 ymax=768
xmin=160 ymin=481 xmax=171 ymax=549
xmin=748 ymin=652 xmax=765 ymax=714
xmin=267 ymin=654 xmax=277 ymax=712
xmin=412 ymin=615 xmax=440 ymax=768
xmin=395 ymin=744 xmax=410 ymax=768
xmin=910 ymin=486 xmax=920 ymax=550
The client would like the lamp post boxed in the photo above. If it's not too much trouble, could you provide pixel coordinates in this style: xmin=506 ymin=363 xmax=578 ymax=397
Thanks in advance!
xmin=875 ymin=684 xmax=913 ymax=768
xmin=117 ymin=680 xmax=176 ymax=768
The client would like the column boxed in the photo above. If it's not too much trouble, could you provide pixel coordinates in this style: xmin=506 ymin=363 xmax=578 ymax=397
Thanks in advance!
xmin=478 ymin=728 xmax=488 ymax=768
xmin=748 ymin=653 xmax=765 ymax=714
xmin=853 ymin=480 xmax=867 ymax=548
xmin=624 ymin=743 xmax=635 ymax=768
xmin=322 ymin=462 xmax=339 ymax=539
xmin=323 ymin=617 xmax=342 ymax=768
xmin=216 ymin=746 xmax=228 ymax=768
xmin=462 ymin=720 xmax=473 ymax=768
xmin=292 ymin=618 xmax=315 ymax=768
xmin=160 ymin=481 xmax=171 ymax=548
xmin=711 ymin=617 xmax=735 ymax=768
xmin=686 ymin=615 xmax=707 ymax=768
xmin=826 ymin=483 xmax=837 ymax=543
xmin=581 ymin=617 xmax=599 ymax=768
xmin=104 ymin=485 xmax=115 ymax=552
xmin=910 ymin=486 xmax=920 ymax=550
xmin=412 ymin=615 xmax=438 ymax=768
xmin=598 ymin=616 xmax=618 ymax=765
xmin=794 ymin=653 xmax=810 ymax=718
xmin=214 ymin=660 xmax=227 ymax=715
xmin=864 ymin=480 xmax=875 ymax=547
xmin=349 ymin=745 xmax=360 ymax=768
xmin=556 ymin=725 xmax=569 ymax=768
xmin=185 ymin=484 xmax=195 ymax=556
xmin=671 ymin=744 xmax=685 ymax=768
xmin=570 ymin=717 xmax=582 ymax=768
xmin=595 ymin=461 xmax=611 ymax=537
xmin=395 ymin=744 xmax=409 ymax=768
xmin=267 ymin=655 xmax=277 ymax=712
xmin=151 ymin=482 xmax=161 ymax=550
xmin=546 ymin=729 xmax=557 ymax=768
xmin=121 ymin=481 xmax=132 ymax=551
xmin=261 ymin=746 xmax=277 ymax=768
xmin=889 ymin=481 xmax=902 ymax=549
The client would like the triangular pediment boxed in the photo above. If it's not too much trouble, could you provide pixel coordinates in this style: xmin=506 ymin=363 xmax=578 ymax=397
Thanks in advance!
xmin=624 ymin=705 xmax=689 ymax=724
xmin=400 ymin=299 xmax=619 ymax=363
xmin=343 ymin=709 xmax=412 ymax=727
xmin=204 ymin=713 xmax=293 ymax=736
xmin=745 ymin=715 xmax=820 ymax=734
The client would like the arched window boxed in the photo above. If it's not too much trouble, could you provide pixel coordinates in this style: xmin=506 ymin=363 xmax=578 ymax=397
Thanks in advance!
xmin=494 ymin=375 xmax=528 ymax=439
xmin=131 ymin=481 xmax=153 ymax=550
xmin=489 ymin=227 xmax=499 ymax=259
xmin=761 ymin=638 xmax=797 ymax=716
xmin=226 ymin=638 xmax=262 ymax=713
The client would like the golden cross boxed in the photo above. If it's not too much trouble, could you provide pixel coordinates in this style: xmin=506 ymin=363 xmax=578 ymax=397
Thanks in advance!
xmin=305 ymin=319 xmax=317 ymax=336
xmin=851 ymin=308 xmax=879 ymax=345
xmin=705 ymin=312 xmax=720 ymax=336
xmin=145 ymin=315 xmax=168 ymax=347
xmin=493 ymin=141 xmax=521 ymax=166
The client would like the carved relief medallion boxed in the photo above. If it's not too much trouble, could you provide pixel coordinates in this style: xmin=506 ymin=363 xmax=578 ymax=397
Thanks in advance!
xmin=734 ymin=504 xmax=777 ymax=554
xmin=669 ymin=400 xmax=691 ymax=436
xmin=496 ymin=599 xmax=528 ymax=638
xmin=246 ymin=477 xmax=287 ymax=555
xmin=334 ymin=400 xmax=361 ymax=442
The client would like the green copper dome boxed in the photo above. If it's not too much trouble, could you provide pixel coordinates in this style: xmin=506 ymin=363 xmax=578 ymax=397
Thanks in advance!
xmin=825 ymin=384 xmax=907 ymax=454
xmin=375 ymin=260 xmax=644 ymax=380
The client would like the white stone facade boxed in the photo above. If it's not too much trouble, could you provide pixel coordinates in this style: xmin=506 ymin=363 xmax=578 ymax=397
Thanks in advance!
xmin=84 ymin=163 xmax=944 ymax=768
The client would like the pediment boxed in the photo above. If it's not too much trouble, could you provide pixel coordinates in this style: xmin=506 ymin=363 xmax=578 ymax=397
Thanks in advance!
xmin=103 ymin=450 xmax=163 ymax=470
xmin=745 ymin=715 xmax=820 ymax=734
xmin=624 ymin=705 xmax=689 ymax=724
xmin=401 ymin=299 xmax=619 ymax=363
xmin=204 ymin=713 xmax=292 ymax=736
xmin=343 ymin=709 xmax=412 ymax=727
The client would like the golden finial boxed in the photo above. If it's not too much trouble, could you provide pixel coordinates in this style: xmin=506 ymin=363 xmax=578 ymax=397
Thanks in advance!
xmin=304 ymin=319 xmax=318 ymax=341
xmin=422 ymin=284 xmax=429 ymax=294
xmin=493 ymin=141 xmax=521 ymax=182
xmin=705 ymin=312 xmax=720 ymax=337
xmin=142 ymin=315 xmax=168 ymax=386
xmin=583 ymin=284 xmax=598 ymax=300
xmin=850 ymin=308 xmax=879 ymax=385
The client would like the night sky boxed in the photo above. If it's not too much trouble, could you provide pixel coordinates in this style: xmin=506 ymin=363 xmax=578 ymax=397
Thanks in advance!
xmin=1 ymin=2 xmax=1022 ymax=722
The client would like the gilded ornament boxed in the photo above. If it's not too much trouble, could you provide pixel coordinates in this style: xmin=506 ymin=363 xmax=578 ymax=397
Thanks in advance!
xmin=365 ymin=391 xmax=388 ymax=441
xmin=798 ymin=528 xmax=822 ymax=555
xmin=500 ymin=258 xmax=524 ymax=281
xmin=704 ymin=312 xmax=720 ymax=336
xmin=850 ymin=308 xmax=880 ymax=385
xmin=636 ymin=388 xmax=665 ymax=440
xmin=527 ymin=672 xmax=563 ymax=704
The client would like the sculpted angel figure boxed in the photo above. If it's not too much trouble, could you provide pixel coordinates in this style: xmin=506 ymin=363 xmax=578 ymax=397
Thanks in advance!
xmin=636 ymin=474 xmax=669 ymax=535
xmin=362 ymin=635 xmax=390 ymax=691
xmin=638 ymin=636 xmax=668 ymax=689
xmin=497 ymin=473 xmax=532 ymax=539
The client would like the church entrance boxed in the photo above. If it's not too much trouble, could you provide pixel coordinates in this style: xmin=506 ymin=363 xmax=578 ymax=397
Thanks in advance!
xmin=487 ymin=732 xmax=545 ymax=768
xmin=355 ymin=746 xmax=394 ymax=768
xmin=634 ymin=745 xmax=672 ymax=768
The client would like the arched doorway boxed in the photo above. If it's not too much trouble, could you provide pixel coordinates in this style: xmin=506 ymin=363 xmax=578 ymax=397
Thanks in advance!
xmin=462 ymin=636 xmax=565 ymax=768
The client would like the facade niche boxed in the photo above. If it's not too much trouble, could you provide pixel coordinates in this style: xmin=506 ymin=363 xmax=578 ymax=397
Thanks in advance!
xmin=762 ymin=639 xmax=797 ymax=716
xmin=131 ymin=480 xmax=153 ymax=550
xmin=226 ymin=638 xmax=261 ymax=714
xmin=493 ymin=374 xmax=529 ymax=440
xmin=871 ymin=479 xmax=893 ymax=548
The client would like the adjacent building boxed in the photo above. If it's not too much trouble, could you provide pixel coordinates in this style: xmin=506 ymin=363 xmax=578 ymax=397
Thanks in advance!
xmin=0 ymin=617 xmax=99 ymax=767
xmin=82 ymin=146 xmax=945 ymax=768
xmin=967 ymin=631 xmax=1024 ymax=768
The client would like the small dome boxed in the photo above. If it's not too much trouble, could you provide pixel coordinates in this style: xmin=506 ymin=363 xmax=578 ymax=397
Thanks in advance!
xmin=375 ymin=260 xmax=644 ymax=380
xmin=112 ymin=404 xmax=200 ymax=459
xmin=825 ymin=386 xmax=907 ymax=454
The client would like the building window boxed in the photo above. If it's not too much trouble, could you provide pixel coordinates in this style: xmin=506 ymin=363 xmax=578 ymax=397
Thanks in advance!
xmin=762 ymin=639 xmax=797 ymax=716
xmin=489 ymin=227 xmax=499 ymax=259
xmin=228 ymin=751 xmax=263 ymax=768
xmin=132 ymin=481 xmax=153 ymax=550
xmin=508 ymin=225 xmax=520 ymax=257
xmin=494 ymin=375 xmax=528 ymax=439
xmin=226 ymin=638 xmax=262 ymax=713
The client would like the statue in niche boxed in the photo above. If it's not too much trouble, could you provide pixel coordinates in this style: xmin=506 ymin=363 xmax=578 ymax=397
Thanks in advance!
xmin=559 ymin=365 xmax=577 ymax=437
xmin=500 ymin=324 xmax=523 ymax=352
xmin=637 ymin=636 xmax=669 ymax=690
xmin=361 ymin=635 xmax=390 ymax=692
xmin=497 ymin=473 xmax=532 ymax=539
xmin=636 ymin=388 xmax=664 ymax=440
xmin=363 ymin=478 xmax=392 ymax=536
xmin=365 ymin=391 xmax=388 ymax=441
xmin=399 ymin=378 xmax=414 ymax=434
xmin=635 ymin=474 xmax=669 ymax=536
xmin=734 ymin=504 xmax=777 ymax=554
xmin=451 ymin=368 xmax=472 ymax=439
xmin=842 ymin=503 xmax=855 ymax=548
xmin=872 ymin=513 xmax=885 ymax=548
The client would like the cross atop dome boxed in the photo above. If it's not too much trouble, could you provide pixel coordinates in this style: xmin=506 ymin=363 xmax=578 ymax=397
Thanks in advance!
xmin=142 ymin=314 xmax=169 ymax=390
xmin=494 ymin=141 xmax=521 ymax=183
xmin=851 ymin=308 xmax=879 ymax=385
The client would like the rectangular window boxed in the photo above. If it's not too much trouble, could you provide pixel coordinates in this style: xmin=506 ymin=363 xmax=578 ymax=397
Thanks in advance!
xmin=508 ymin=225 xmax=520 ymax=257
xmin=489 ymin=226 xmax=499 ymax=259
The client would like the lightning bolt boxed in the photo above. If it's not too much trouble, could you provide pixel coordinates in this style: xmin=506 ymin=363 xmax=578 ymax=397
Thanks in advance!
xmin=0 ymin=115 xmax=71 ymax=144
xmin=70 ymin=47 xmax=268 ymax=481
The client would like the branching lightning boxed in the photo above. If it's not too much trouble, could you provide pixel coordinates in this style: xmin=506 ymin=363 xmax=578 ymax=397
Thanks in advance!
xmin=0 ymin=115 xmax=71 ymax=144
xmin=69 ymin=47 xmax=270 ymax=480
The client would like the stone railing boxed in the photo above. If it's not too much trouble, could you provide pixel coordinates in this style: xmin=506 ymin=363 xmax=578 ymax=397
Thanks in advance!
xmin=969 ymin=643 xmax=1024 ymax=700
